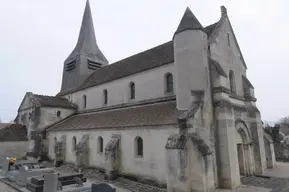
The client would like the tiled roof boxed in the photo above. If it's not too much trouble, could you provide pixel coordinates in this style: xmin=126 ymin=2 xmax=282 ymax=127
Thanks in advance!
xmin=0 ymin=124 xmax=28 ymax=142
xmin=0 ymin=123 xmax=11 ymax=130
xmin=49 ymin=101 xmax=179 ymax=131
xmin=33 ymin=94 xmax=76 ymax=109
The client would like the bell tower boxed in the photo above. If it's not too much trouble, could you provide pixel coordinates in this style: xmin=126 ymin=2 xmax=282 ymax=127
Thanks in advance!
xmin=60 ymin=0 xmax=108 ymax=92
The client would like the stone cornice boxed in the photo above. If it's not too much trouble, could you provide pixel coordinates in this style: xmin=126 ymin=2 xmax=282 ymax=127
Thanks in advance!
xmin=78 ymin=95 xmax=176 ymax=115
xmin=212 ymin=86 xmax=257 ymax=102
xmin=213 ymin=99 xmax=259 ymax=113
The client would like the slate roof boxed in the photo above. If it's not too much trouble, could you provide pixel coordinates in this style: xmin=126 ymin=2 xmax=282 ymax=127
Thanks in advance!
xmin=175 ymin=7 xmax=204 ymax=35
xmin=48 ymin=101 xmax=180 ymax=131
xmin=33 ymin=94 xmax=76 ymax=109
xmin=0 ymin=124 xmax=28 ymax=142
xmin=204 ymin=22 xmax=219 ymax=37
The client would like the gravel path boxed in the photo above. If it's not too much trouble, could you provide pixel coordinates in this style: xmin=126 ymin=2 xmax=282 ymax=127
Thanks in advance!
xmin=0 ymin=182 xmax=16 ymax=192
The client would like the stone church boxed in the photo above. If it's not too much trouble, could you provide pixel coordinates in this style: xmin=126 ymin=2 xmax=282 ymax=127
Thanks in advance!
xmin=15 ymin=1 xmax=276 ymax=191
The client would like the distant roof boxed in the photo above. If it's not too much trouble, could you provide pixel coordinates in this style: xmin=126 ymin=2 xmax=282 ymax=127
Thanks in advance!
xmin=0 ymin=123 xmax=11 ymax=130
xmin=48 ymin=101 xmax=180 ymax=131
xmin=33 ymin=94 xmax=76 ymax=109
xmin=0 ymin=124 xmax=28 ymax=142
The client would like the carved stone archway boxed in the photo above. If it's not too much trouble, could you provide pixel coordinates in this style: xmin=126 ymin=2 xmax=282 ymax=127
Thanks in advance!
xmin=235 ymin=120 xmax=254 ymax=176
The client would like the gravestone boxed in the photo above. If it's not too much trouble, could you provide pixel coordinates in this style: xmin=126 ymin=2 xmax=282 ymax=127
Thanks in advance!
xmin=91 ymin=183 xmax=116 ymax=192
xmin=43 ymin=172 xmax=58 ymax=192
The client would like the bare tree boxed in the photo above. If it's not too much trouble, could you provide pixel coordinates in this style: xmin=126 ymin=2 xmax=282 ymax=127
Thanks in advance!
xmin=279 ymin=116 xmax=289 ymax=127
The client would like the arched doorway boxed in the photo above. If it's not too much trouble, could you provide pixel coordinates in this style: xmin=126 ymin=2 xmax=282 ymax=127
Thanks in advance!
xmin=235 ymin=120 xmax=254 ymax=176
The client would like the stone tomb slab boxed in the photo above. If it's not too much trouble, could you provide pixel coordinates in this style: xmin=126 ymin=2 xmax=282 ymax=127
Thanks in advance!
xmin=92 ymin=183 xmax=116 ymax=192
xmin=0 ymin=177 xmax=93 ymax=192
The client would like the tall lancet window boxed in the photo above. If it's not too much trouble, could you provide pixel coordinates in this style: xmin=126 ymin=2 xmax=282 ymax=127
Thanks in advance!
xmin=103 ymin=89 xmax=108 ymax=105
xmin=129 ymin=82 xmax=135 ymax=100
xmin=229 ymin=70 xmax=236 ymax=93
xmin=72 ymin=136 xmax=77 ymax=151
xmin=165 ymin=73 xmax=174 ymax=93
xmin=83 ymin=95 xmax=87 ymax=109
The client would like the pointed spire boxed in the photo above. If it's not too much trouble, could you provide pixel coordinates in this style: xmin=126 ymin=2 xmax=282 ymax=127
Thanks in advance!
xmin=175 ymin=7 xmax=204 ymax=35
xmin=65 ymin=0 xmax=108 ymax=64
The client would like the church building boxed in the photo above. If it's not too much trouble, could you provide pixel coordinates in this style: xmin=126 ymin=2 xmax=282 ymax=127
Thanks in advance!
xmin=15 ymin=1 xmax=276 ymax=191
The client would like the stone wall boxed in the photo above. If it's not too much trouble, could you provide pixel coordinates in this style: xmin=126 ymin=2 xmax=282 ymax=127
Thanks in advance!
xmin=65 ymin=63 xmax=175 ymax=111
xmin=274 ymin=143 xmax=289 ymax=162
xmin=0 ymin=141 xmax=29 ymax=158
xmin=48 ymin=125 xmax=178 ymax=184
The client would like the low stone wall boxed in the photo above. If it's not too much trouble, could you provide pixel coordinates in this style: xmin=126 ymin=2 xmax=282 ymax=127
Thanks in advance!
xmin=0 ymin=141 xmax=29 ymax=158
xmin=274 ymin=143 xmax=289 ymax=162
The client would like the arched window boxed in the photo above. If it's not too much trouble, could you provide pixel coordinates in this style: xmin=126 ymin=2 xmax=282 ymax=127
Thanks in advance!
xmin=135 ymin=137 xmax=143 ymax=157
xmin=97 ymin=137 xmax=103 ymax=153
xmin=56 ymin=111 xmax=61 ymax=117
xmin=229 ymin=70 xmax=236 ymax=93
xmin=129 ymin=82 xmax=135 ymax=100
xmin=72 ymin=136 xmax=77 ymax=151
xmin=83 ymin=95 xmax=87 ymax=109
xmin=103 ymin=89 xmax=108 ymax=105
xmin=165 ymin=73 xmax=174 ymax=93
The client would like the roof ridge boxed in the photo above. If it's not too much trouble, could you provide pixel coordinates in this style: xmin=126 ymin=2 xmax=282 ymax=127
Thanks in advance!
xmin=103 ymin=41 xmax=172 ymax=68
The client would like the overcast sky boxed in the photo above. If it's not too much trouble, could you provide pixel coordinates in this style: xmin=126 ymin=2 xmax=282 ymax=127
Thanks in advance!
xmin=0 ymin=0 xmax=288 ymax=123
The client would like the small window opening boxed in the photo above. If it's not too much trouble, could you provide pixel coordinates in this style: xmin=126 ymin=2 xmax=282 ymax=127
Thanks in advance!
xmin=56 ymin=111 xmax=61 ymax=117
xmin=98 ymin=137 xmax=104 ymax=153
xmin=135 ymin=137 xmax=143 ymax=157
xmin=129 ymin=82 xmax=135 ymax=100
xmin=103 ymin=90 xmax=108 ymax=105
xmin=72 ymin=136 xmax=77 ymax=151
